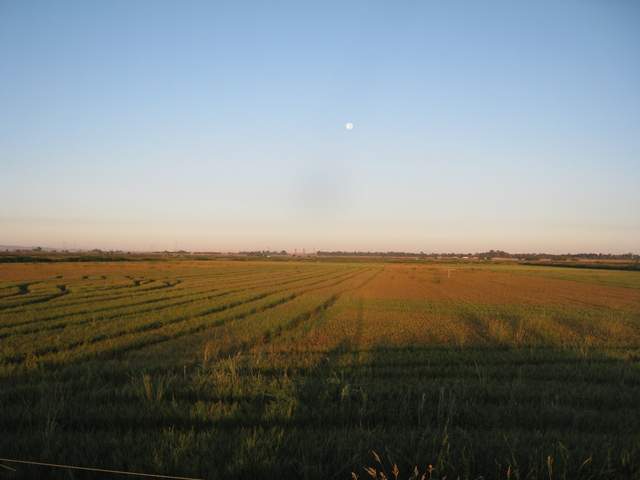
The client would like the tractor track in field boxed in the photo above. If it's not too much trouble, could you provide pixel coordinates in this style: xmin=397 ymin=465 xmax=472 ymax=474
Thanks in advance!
xmin=0 ymin=268 xmax=269 ymax=315
xmin=0 ymin=275 xmax=210 ymax=315
xmin=91 ymin=269 xmax=370 ymax=362
xmin=1 ymin=269 xmax=366 ymax=366
xmin=0 ymin=267 xmax=325 ymax=318
xmin=205 ymin=268 xmax=383 ymax=362
xmin=0 ymin=288 xmax=71 ymax=312
xmin=0 ymin=281 xmax=170 ymax=315
xmin=0 ymin=283 xmax=32 ymax=301
xmin=0 ymin=267 xmax=330 ymax=327
xmin=0 ymin=269 xmax=345 ymax=335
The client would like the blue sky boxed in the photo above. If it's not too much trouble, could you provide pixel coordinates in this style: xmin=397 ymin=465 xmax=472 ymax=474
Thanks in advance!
xmin=1 ymin=1 xmax=639 ymax=253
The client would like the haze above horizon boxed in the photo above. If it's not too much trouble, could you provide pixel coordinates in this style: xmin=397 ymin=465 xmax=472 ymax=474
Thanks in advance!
xmin=1 ymin=1 xmax=639 ymax=254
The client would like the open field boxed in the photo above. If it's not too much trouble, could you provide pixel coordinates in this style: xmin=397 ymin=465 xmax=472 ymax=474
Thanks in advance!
xmin=1 ymin=260 xmax=639 ymax=479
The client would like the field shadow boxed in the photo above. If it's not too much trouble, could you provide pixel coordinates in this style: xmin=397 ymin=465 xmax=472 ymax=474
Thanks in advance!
xmin=1 ymin=311 xmax=640 ymax=479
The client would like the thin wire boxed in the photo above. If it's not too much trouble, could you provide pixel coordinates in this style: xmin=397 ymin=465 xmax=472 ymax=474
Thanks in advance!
xmin=0 ymin=458 xmax=203 ymax=480
xmin=0 ymin=463 xmax=16 ymax=472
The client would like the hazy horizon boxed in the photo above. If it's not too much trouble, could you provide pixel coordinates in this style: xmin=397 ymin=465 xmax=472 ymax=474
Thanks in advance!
xmin=2 ymin=241 xmax=638 ymax=257
xmin=2 ymin=1 xmax=639 ymax=254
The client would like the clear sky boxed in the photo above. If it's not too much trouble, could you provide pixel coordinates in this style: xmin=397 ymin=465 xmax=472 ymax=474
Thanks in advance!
xmin=1 ymin=1 xmax=639 ymax=253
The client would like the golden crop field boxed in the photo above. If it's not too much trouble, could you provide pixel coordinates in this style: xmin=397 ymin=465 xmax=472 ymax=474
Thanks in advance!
xmin=1 ymin=260 xmax=639 ymax=479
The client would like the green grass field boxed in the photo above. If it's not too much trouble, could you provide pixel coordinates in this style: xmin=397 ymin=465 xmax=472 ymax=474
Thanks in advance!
xmin=1 ymin=260 xmax=639 ymax=479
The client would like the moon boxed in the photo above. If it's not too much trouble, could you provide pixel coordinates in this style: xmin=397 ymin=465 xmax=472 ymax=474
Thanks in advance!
xmin=345 ymin=122 xmax=354 ymax=130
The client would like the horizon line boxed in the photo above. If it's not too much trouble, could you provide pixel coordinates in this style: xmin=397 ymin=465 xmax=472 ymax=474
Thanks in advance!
xmin=1 ymin=245 xmax=639 ymax=257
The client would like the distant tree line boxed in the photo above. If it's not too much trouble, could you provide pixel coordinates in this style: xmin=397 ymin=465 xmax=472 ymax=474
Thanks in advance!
xmin=317 ymin=249 xmax=639 ymax=260
xmin=238 ymin=250 xmax=289 ymax=257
